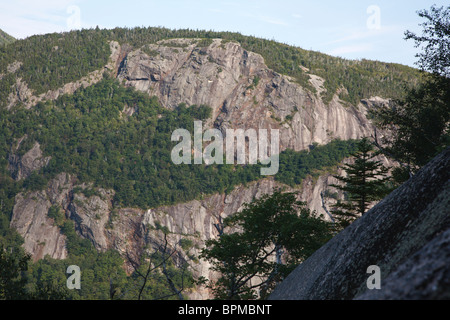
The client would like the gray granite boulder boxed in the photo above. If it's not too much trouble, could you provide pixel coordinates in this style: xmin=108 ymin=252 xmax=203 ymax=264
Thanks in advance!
xmin=269 ymin=147 xmax=450 ymax=300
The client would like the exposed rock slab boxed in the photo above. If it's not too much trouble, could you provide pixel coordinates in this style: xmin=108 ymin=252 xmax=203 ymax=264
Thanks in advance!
xmin=356 ymin=227 xmax=450 ymax=300
xmin=269 ymin=147 xmax=450 ymax=300
xmin=68 ymin=188 xmax=115 ymax=252
xmin=10 ymin=173 xmax=75 ymax=261
xmin=8 ymin=141 xmax=51 ymax=181
xmin=118 ymin=38 xmax=384 ymax=152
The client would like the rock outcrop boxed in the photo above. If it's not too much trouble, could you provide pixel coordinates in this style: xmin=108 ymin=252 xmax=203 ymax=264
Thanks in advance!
xmin=118 ymin=38 xmax=383 ymax=151
xmin=10 ymin=191 xmax=66 ymax=262
xmin=8 ymin=141 xmax=51 ymax=181
xmin=10 ymin=173 xmax=73 ymax=261
xmin=10 ymin=171 xmax=286 ymax=297
xmin=269 ymin=147 xmax=450 ymax=300
xmin=68 ymin=188 xmax=115 ymax=252
xmin=8 ymin=168 xmax=334 ymax=293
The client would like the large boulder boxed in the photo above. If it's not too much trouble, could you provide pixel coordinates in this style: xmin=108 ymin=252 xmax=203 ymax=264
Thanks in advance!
xmin=269 ymin=147 xmax=450 ymax=300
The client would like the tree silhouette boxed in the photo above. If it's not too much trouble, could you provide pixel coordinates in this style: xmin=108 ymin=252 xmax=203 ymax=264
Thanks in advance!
xmin=200 ymin=190 xmax=333 ymax=299
xmin=330 ymin=138 xmax=390 ymax=230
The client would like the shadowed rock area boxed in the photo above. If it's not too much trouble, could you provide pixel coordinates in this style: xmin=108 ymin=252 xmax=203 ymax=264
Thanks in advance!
xmin=269 ymin=147 xmax=450 ymax=300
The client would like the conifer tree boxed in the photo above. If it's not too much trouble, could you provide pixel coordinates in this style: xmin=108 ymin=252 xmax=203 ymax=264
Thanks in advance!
xmin=330 ymin=138 xmax=390 ymax=230
xmin=200 ymin=190 xmax=333 ymax=299
xmin=371 ymin=5 xmax=449 ymax=180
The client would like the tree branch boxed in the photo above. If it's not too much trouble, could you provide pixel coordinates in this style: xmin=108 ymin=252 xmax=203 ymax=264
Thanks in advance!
xmin=371 ymin=127 xmax=413 ymax=178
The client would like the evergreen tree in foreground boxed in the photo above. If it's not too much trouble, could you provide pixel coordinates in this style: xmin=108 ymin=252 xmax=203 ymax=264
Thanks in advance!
xmin=200 ymin=190 xmax=333 ymax=300
xmin=330 ymin=138 xmax=391 ymax=230
xmin=371 ymin=5 xmax=450 ymax=180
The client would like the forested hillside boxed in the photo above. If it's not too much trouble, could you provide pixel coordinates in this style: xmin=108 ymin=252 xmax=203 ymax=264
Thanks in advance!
xmin=0 ymin=29 xmax=15 ymax=46
xmin=1 ymin=26 xmax=418 ymax=218
xmin=0 ymin=25 xmax=429 ymax=300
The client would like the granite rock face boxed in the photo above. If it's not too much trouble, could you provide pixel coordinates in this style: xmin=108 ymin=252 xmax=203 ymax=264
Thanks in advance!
xmin=356 ymin=227 xmax=450 ymax=300
xmin=68 ymin=188 xmax=115 ymax=252
xmin=9 ymin=173 xmax=72 ymax=261
xmin=269 ymin=147 xmax=450 ymax=300
xmin=10 ymin=173 xmax=286 ymax=298
xmin=8 ymin=141 xmax=51 ymax=181
xmin=118 ymin=38 xmax=382 ymax=151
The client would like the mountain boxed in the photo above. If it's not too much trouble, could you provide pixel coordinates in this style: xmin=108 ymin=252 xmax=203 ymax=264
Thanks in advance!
xmin=0 ymin=27 xmax=419 ymax=299
xmin=0 ymin=29 xmax=15 ymax=46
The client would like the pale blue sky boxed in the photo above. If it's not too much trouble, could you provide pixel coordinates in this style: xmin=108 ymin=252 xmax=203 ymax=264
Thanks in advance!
xmin=0 ymin=0 xmax=447 ymax=67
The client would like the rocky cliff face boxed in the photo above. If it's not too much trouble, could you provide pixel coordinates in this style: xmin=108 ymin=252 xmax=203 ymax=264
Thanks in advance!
xmin=10 ymin=173 xmax=72 ymax=261
xmin=118 ymin=38 xmax=382 ymax=151
xmin=10 ymin=156 xmax=391 ymax=297
xmin=10 ymin=173 xmax=285 ymax=297
xmin=8 ymin=141 xmax=51 ymax=181
xmin=8 ymin=37 xmax=395 ymax=298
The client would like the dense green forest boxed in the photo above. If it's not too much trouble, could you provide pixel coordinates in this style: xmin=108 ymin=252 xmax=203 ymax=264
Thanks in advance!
xmin=0 ymin=29 xmax=109 ymax=105
xmin=0 ymin=26 xmax=421 ymax=108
